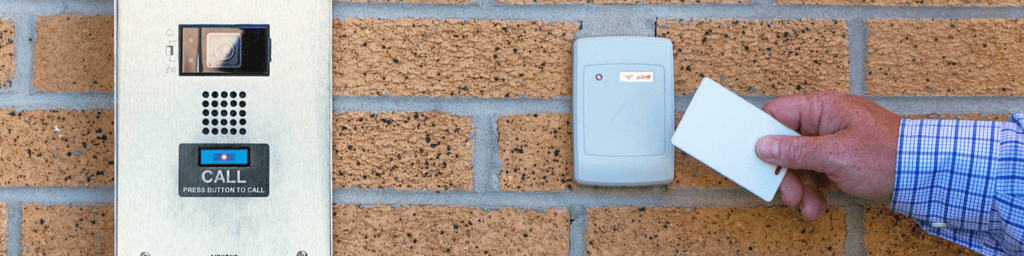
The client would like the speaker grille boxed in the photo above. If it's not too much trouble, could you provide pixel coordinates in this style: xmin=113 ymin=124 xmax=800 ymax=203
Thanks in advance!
xmin=201 ymin=91 xmax=247 ymax=135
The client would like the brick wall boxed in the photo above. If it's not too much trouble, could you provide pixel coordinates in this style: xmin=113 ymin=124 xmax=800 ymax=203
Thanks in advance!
xmin=0 ymin=0 xmax=1019 ymax=255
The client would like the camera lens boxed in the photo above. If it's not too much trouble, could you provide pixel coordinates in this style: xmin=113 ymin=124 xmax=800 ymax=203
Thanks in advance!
xmin=213 ymin=41 xmax=236 ymax=60
xmin=206 ymin=32 xmax=243 ymax=68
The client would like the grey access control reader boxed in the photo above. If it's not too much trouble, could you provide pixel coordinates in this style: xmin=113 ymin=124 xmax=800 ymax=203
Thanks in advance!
xmin=115 ymin=0 xmax=332 ymax=255
xmin=572 ymin=37 xmax=675 ymax=186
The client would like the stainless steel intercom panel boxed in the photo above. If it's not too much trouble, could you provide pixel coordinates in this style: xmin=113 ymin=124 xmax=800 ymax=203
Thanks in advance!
xmin=114 ymin=0 xmax=332 ymax=255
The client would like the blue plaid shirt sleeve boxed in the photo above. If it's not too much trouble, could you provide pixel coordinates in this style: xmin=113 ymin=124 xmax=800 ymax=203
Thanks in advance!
xmin=893 ymin=113 xmax=1024 ymax=255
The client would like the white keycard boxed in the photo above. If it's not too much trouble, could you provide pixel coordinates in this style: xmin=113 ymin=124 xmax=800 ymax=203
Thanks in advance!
xmin=672 ymin=78 xmax=800 ymax=202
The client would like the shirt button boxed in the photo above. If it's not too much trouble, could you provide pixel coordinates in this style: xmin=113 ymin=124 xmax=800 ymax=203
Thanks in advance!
xmin=931 ymin=222 xmax=947 ymax=228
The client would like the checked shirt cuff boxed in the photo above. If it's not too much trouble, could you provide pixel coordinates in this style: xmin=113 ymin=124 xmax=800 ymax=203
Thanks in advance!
xmin=892 ymin=118 xmax=1001 ymax=231
xmin=892 ymin=118 xmax=1010 ymax=255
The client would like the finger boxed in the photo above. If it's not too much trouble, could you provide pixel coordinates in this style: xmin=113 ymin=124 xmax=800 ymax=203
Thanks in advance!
xmin=779 ymin=171 xmax=802 ymax=207
xmin=762 ymin=94 xmax=811 ymax=132
xmin=761 ymin=90 xmax=844 ymax=136
xmin=800 ymin=184 xmax=828 ymax=220
xmin=756 ymin=134 xmax=840 ymax=174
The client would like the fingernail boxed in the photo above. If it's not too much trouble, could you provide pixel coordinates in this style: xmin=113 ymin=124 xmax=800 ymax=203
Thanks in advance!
xmin=756 ymin=136 xmax=779 ymax=159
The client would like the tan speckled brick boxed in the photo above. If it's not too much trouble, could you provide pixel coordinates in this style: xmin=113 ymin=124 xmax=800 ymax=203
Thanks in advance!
xmin=587 ymin=206 xmax=846 ymax=255
xmin=333 ymin=18 xmax=578 ymax=98
xmin=0 ymin=204 xmax=6 ymax=254
xmin=778 ymin=0 xmax=1022 ymax=6
xmin=864 ymin=205 xmax=979 ymax=255
xmin=22 ymin=204 xmax=113 ymax=256
xmin=0 ymin=21 xmax=13 ymax=88
xmin=334 ymin=112 xmax=473 ymax=191
xmin=0 ymin=109 xmax=114 ymax=186
xmin=333 ymin=205 xmax=569 ymax=255
xmin=868 ymin=19 xmax=1024 ymax=96
xmin=672 ymin=149 xmax=738 ymax=188
xmin=34 ymin=15 xmax=113 ymax=92
xmin=657 ymin=19 xmax=849 ymax=95
xmin=500 ymin=0 xmax=746 ymax=4
xmin=499 ymin=113 xmax=734 ymax=190
xmin=498 ymin=114 xmax=575 ymax=191
xmin=905 ymin=113 xmax=1009 ymax=122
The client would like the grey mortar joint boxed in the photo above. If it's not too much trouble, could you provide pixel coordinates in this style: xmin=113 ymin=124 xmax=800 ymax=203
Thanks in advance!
xmin=6 ymin=203 xmax=20 ymax=256
xmin=568 ymin=205 xmax=588 ymax=256
xmin=11 ymin=13 xmax=35 ymax=95
xmin=848 ymin=18 xmax=868 ymax=97
xmin=473 ymin=0 xmax=498 ymax=6
xmin=873 ymin=96 xmax=1024 ymax=115
xmin=0 ymin=187 xmax=114 ymax=205
xmin=0 ymin=92 xmax=115 ymax=111
xmin=577 ymin=6 xmax=656 ymax=38
xmin=332 ymin=96 xmax=571 ymax=115
xmin=332 ymin=188 xmax=793 ymax=209
xmin=471 ymin=114 xmax=502 ymax=192
xmin=842 ymin=204 xmax=869 ymax=256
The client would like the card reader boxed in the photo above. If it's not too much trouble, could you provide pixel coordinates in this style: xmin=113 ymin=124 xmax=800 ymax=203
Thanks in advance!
xmin=572 ymin=37 xmax=675 ymax=186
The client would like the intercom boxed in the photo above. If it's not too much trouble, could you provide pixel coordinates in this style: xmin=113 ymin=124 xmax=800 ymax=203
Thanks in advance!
xmin=115 ymin=0 xmax=332 ymax=255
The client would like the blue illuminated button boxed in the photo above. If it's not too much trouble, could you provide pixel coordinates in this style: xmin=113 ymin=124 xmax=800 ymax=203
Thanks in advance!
xmin=199 ymin=149 xmax=249 ymax=166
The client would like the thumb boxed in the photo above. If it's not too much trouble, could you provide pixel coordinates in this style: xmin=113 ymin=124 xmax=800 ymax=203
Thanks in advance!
xmin=756 ymin=135 xmax=837 ymax=173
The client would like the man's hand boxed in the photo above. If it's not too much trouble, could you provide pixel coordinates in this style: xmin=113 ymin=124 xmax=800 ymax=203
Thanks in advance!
xmin=755 ymin=90 xmax=901 ymax=220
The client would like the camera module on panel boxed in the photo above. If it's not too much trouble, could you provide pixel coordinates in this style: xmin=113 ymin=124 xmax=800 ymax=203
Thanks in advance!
xmin=180 ymin=25 xmax=270 ymax=76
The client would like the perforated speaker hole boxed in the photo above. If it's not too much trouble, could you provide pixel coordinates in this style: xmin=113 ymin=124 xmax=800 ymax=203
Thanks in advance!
xmin=202 ymin=91 xmax=248 ymax=136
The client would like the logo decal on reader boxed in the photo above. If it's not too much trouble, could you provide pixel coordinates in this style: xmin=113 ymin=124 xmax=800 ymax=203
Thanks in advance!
xmin=619 ymin=72 xmax=654 ymax=82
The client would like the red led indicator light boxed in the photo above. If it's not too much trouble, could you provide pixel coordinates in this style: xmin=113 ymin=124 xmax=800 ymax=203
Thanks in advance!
xmin=212 ymin=153 xmax=235 ymax=161
xmin=199 ymin=149 xmax=247 ymax=166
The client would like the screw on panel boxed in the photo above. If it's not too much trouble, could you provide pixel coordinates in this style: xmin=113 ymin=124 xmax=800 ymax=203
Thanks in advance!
xmin=297 ymin=251 xmax=308 ymax=256
xmin=141 ymin=252 xmax=151 ymax=256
